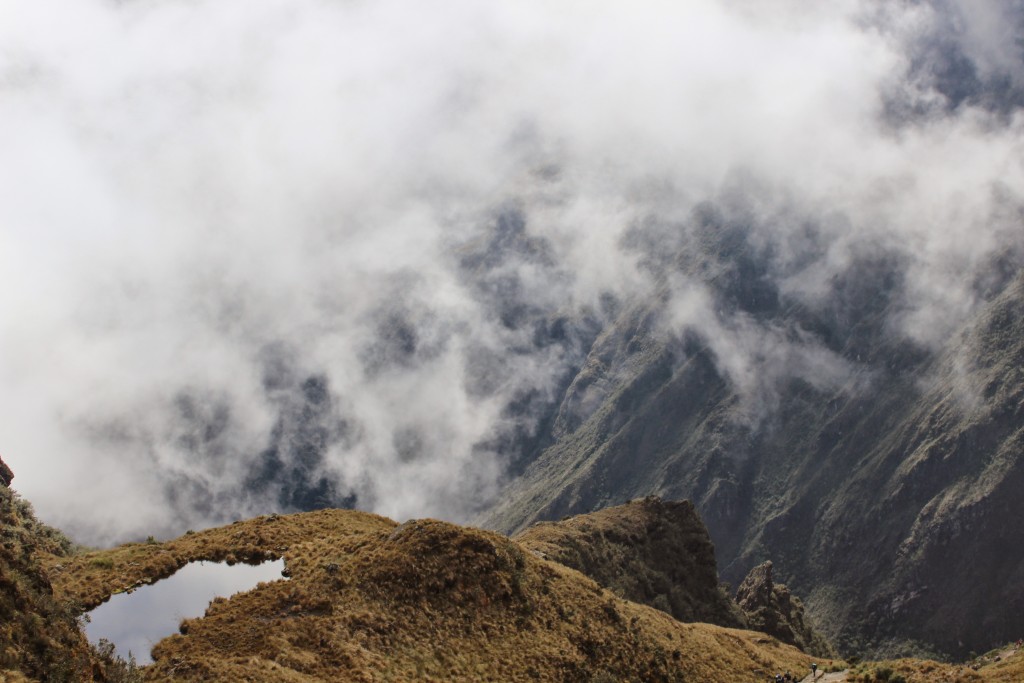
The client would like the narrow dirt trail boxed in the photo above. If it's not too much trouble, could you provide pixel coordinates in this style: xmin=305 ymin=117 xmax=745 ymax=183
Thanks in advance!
xmin=797 ymin=671 xmax=848 ymax=682
xmin=993 ymin=644 xmax=1020 ymax=661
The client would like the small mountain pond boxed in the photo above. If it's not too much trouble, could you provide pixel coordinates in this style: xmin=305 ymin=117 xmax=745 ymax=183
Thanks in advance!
xmin=84 ymin=558 xmax=287 ymax=664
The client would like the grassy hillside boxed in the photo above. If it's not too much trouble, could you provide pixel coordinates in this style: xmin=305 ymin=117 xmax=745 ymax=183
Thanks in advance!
xmin=0 ymin=456 xmax=93 ymax=681
xmin=48 ymin=508 xmax=813 ymax=682
xmin=3 ymin=476 xmax=1021 ymax=681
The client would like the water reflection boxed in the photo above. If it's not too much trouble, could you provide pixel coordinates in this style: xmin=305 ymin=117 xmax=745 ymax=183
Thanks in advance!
xmin=85 ymin=558 xmax=286 ymax=664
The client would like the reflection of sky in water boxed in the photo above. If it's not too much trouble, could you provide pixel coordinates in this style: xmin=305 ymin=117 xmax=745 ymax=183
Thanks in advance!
xmin=84 ymin=559 xmax=286 ymax=664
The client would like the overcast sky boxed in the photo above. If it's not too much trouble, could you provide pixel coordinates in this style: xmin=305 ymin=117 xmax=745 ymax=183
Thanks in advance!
xmin=2 ymin=0 xmax=1022 ymax=544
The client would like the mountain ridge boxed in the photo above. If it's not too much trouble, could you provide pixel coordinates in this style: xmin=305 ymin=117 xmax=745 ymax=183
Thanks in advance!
xmin=4 ymin=452 xmax=1024 ymax=681
xmin=45 ymin=502 xmax=814 ymax=681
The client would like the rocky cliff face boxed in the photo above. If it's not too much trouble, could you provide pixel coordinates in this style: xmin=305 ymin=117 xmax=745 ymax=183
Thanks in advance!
xmin=516 ymin=498 xmax=832 ymax=656
xmin=515 ymin=497 xmax=746 ymax=628
xmin=735 ymin=561 xmax=833 ymax=658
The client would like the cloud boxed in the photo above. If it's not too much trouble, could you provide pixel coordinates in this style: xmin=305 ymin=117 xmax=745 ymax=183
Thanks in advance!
xmin=664 ymin=276 xmax=862 ymax=427
xmin=1 ymin=0 xmax=1022 ymax=543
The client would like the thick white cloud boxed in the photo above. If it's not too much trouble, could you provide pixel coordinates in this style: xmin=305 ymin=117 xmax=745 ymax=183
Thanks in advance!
xmin=1 ymin=0 xmax=1021 ymax=543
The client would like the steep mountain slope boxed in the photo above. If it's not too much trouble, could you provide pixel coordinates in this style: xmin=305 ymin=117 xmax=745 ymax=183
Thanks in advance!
xmin=481 ymin=230 xmax=1024 ymax=659
xmin=48 ymin=508 xmax=813 ymax=682
xmin=837 ymin=270 xmax=1024 ymax=657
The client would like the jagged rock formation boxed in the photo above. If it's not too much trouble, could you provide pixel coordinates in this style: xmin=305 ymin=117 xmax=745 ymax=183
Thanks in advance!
xmin=0 ymin=457 xmax=93 ymax=680
xmin=735 ymin=561 xmax=833 ymax=658
xmin=515 ymin=498 xmax=834 ymax=656
xmin=515 ymin=497 xmax=746 ymax=628
xmin=44 ymin=509 xmax=813 ymax=682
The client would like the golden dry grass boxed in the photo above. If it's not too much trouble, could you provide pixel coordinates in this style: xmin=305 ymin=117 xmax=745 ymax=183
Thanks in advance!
xmin=44 ymin=509 xmax=396 ymax=611
xmin=0 ymin=483 xmax=92 ymax=680
xmin=39 ymin=506 xmax=1024 ymax=682
xmin=977 ymin=649 xmax=1024 ymax=682
xmin=0 ymin=670 xmax=36 ymax=682
xmin=48 ymin=509 xmax=813 ymax=682
xmin=846 ymin=649 xmax=1024 ymax=683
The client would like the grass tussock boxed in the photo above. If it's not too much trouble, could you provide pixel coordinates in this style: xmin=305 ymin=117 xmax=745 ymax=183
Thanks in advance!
xmin=847 ymin=651 xmax=1024 ymax=683
xmin=0 ymin=481 xmax=93 ymax=681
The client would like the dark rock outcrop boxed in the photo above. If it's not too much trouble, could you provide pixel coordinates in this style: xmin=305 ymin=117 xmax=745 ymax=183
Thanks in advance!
xmin=0 ymin=456 xmax=12 ymax=488
xmin=516 ymin=497 xmax=746 ymax=628
xmin=735 ymin=561 xmax=833 ymax=657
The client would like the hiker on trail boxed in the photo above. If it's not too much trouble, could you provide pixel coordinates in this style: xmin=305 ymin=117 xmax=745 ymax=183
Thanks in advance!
xmin=811 ymin=662 xmax=818 ymax=679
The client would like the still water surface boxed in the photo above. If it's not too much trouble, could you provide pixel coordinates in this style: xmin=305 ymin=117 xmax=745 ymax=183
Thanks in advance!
xmin=85 ymin=559 xmax=286 ymax=664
